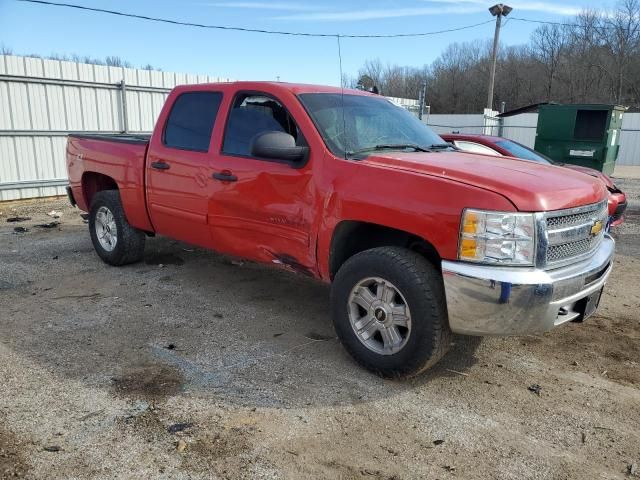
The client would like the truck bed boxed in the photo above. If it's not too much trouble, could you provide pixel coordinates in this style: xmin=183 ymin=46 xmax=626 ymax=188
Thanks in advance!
xmin=66 ymin=133 xmax=153 ymax=232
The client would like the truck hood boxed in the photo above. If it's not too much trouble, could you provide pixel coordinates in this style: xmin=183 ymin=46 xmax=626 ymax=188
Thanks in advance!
xmin=365 ymin=151 xmax=607 ymax=212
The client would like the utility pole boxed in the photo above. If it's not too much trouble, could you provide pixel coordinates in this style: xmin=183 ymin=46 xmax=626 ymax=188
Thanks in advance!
xmin=487 ymin=4 xmax=512 ymax=111
xmin=418 ymin=82 xmax=427 ymax=120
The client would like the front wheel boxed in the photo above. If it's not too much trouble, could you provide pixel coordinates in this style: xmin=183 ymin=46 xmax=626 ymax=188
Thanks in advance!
xmin=330 ymin=247 xmax=451 ymax=378
xmin=88 ymin=190 xmax=145 ymax=266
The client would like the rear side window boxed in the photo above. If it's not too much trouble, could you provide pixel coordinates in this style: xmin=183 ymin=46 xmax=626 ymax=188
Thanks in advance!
xmin=163 ymin=92 xmax=222 ymax=152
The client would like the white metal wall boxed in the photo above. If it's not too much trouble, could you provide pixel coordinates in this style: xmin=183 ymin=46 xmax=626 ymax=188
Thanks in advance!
xmin=0 ymin=54 xmax=231 ymax=201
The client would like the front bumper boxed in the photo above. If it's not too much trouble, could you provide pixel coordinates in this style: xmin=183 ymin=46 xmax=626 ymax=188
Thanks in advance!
xmin=442 ymin=234 xmax=615 ymax=336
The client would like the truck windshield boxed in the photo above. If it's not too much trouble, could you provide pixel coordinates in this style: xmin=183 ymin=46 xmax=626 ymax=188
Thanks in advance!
xmin=298 ymin=93 xmax=447 ymax=158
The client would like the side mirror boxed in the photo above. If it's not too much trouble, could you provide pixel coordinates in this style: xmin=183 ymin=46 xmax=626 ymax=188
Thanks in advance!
xmin=250 ymin=131 xmax=308 ymax=162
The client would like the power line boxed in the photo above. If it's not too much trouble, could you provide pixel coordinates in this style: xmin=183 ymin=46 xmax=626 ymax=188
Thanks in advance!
xmin=16 ymin=0 xmax=495 ymax=38
xmin=510 ymin=17 xmax=617 ymax=30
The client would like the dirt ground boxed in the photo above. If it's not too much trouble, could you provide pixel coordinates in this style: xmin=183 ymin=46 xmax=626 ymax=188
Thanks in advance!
xmin=0 ymin=178 xmax=639 ymax=480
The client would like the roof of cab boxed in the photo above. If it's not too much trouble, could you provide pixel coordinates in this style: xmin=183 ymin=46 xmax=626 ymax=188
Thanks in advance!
xmin=172 ymin=81 xmax=374 ymax=96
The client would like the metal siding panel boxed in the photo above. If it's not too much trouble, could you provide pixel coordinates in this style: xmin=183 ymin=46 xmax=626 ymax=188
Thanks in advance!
xmin=5 ymin=55 xmax=25 ymax=75
xmin=108 ymin=66 xmax=124 ymax=83
xmin=150 ymin=70 xmax=163 ymax=88
xmin=124 ymin=68 xmax=138 ymax=86
xmin=77 ymin=63 xmax=94 ymax=82
xmin=94 ymin=64 xmax=110 ymax=83
xmin=27 ymin=83 xmax=49 ymax=130
xmin=24 ymin=57 xmax=44 ymax=77
xmin=0 ymin=82 xmax=12 ymax=129
xmin=46 ymin=85 xmax=67 ymax=130
xmin=80 ymin=88 xmax=99 ymax=130
xmin=60 ymin=60 xmax=79 ymax=80
xmin=151 ymin=92 xmax=165 ymax=124
xmin=503 ymin=113 xmax=538 ymax=148
xmin=138 ymin=92 xmax=154 ymax=131
xmin=163 ymin=72 xmax=176 ymax=88
xmin=51 ymin=136 xmax=68 ymax=179
xmin=0 ymin=55 xmax=6 ymax=75
xmin=619 ymin=113 xmax=640 ymax=166
xmin=175 ymin=73 xmax=187 ymax=85
xmin=8 ymin=83 xmax=31 ymax=129
xmin=95 ymin=89 xmax=115 ymax=130
xmin=42 ymin=59 xmax=62 ymax=78
xmin=64 ymin=87 xmax=84 ymax=130
xmin=137 ymin=69 xmax=151 ymax=87
xmin=15 ymin=137 xmax=37 ymax=185
xmin=126 ymin=91 xmax=140 ymax=131
xmin=0 ymin=137 xmax=19 ymax=181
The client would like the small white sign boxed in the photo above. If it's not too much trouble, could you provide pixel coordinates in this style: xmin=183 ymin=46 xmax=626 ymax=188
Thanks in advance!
xmin=569 ymin=150 xmax=595 ymax=157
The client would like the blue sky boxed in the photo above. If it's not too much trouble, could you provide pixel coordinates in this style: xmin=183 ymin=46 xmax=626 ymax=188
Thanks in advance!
xmin=1 ymin=0 xmax=611 ymax=86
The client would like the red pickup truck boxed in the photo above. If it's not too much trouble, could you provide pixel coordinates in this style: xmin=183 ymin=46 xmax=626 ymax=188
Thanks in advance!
xmin=66 ymin=82 xmax=614 ymax=378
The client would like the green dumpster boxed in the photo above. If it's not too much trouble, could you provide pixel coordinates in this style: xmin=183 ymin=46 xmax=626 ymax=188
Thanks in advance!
xmin=534 ymin=104 xmax=625 ymax=175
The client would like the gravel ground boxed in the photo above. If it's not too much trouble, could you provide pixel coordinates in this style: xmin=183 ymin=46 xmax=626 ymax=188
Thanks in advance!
xmin=0 ymin=181 xmax=639 ymax=480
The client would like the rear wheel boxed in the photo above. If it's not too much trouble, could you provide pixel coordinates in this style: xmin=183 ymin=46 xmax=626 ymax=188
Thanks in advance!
xmin=89 ymin=190 xmax=145 ymax=266
xmin=330 ymin=247 xmax=451 ymax=378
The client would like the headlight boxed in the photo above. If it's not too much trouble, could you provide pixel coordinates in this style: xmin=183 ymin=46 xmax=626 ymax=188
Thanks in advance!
xmin=459 ymin=209 xmax=536 ymax=265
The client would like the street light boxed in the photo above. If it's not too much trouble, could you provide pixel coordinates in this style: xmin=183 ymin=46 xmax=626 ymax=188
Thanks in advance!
xmin=487 ymin=4 xmax=512 ymax=111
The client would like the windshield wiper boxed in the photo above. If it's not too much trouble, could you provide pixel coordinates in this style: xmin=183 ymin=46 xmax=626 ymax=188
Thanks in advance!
xmin=427 ymin=143 xmax=454 ymax=150
xmin=346 ymin=143 xmax=430 ymax=157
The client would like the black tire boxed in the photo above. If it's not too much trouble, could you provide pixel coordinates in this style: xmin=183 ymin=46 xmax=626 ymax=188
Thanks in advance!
xmin=330 ymin=247 xmax=451 ymax=378
xmin=88 ymin=190 xmax=146 ymax=266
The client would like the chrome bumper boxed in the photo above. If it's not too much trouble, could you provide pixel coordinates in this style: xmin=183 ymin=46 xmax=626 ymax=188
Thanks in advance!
xmin=442 ymin=234 xmax=615 ymax=336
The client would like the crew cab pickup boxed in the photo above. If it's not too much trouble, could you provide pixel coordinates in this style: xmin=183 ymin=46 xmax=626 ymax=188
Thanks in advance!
xmin=66 ymin=82 xmax=615 ymax=377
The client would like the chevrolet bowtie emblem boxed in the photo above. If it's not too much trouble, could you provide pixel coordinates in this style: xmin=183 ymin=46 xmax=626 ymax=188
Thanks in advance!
xmin=590 ymin=220 xmax=603 ymax=236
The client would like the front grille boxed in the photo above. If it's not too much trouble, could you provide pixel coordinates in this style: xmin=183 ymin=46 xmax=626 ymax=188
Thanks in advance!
xmin=546 ymin=236 xmax=601 ymax=263
xmin=542 ymin=201 xmax=608 ymax=268
xmin=546 ymin=210 xmax=599 ymax=229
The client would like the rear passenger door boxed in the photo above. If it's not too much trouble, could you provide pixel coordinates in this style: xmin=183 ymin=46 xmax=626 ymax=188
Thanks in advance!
xmin=146 ymin=91 xmax=223 ymax=248
xmin=207 ymin=91 xmax=316 ymax=272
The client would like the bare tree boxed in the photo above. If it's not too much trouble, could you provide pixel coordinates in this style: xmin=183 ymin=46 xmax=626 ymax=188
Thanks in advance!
xmin=600 ymin=0 xmax=640 ymax=102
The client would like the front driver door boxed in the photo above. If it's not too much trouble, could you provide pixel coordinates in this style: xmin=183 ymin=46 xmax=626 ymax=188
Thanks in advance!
xmin=207 ymin=91 xmax=316 ymax=274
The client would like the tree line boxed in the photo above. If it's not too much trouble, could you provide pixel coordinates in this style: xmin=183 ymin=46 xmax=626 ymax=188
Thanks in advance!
xmin=0 ymin=45 xmax=160 ymax=71
xmin=346 ymin=0 xmax=640 ymax=113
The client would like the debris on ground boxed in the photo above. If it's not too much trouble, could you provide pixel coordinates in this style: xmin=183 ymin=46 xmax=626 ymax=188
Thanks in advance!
xmin=6 ymin=216 xmax=31 ymax=222
xmin=443 ymin=465 xmax=456 ymax=472
xmin=629 ymin=463 xmax=638 ymax=476
xmin=433 ymin=439 xmax=445 ymax=446
xmin=35 ymin=222 xmax=60 ymax=229
xmin=528 ymin=384 xmax=542 ymax=395
xmin=47 ymin=210 xmax=62 ymax=218
xmin=13 ymin=227 xmax=28 ymax=233
xmin=176 ymin=440 xmax=187 ymax=453
xmin=168 ymin=423 xmax=193 ymax=434
xmin=43 ymin=446 xmax=61 ymax=452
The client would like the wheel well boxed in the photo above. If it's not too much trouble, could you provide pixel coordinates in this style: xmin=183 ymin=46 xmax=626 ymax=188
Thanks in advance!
xmin=329 ymin=221 xmax=441 ymax=279
xmin=82 ymin=172 xmax=118 ymax=208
